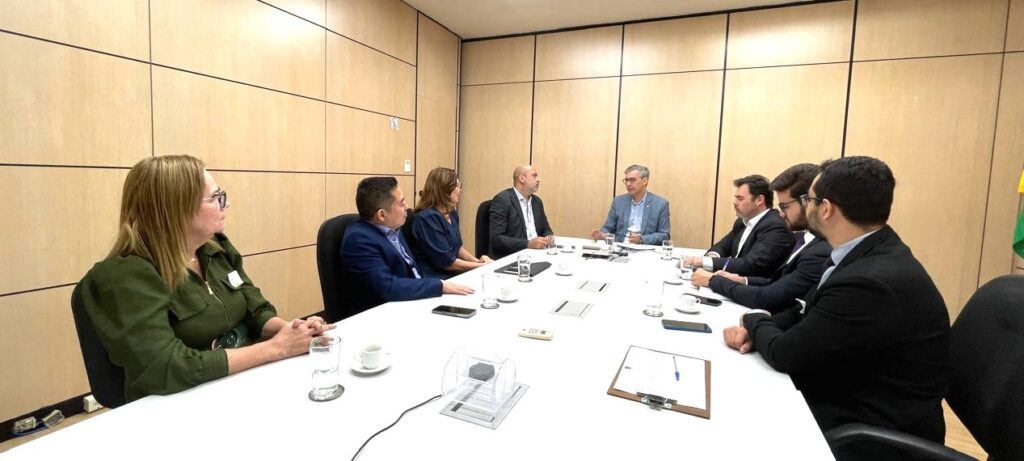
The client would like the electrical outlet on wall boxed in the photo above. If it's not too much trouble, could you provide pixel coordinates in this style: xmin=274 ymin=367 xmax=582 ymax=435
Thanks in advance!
xmin=404 ymin=160 xmax=412 ymax=173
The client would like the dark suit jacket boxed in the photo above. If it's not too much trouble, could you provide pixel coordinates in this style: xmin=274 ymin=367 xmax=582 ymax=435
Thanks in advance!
xmin=488 ymin=188 xmax=553 ymax=259
xmin=707 ymin=210 xmax=793 ymax=277
xmin=341 ymin=219 xmax=442 ymax=312
xmin=708 ymin=234 xmax=830 ymax=312
xmin=743 ymin=226 xmax=949 ymax=454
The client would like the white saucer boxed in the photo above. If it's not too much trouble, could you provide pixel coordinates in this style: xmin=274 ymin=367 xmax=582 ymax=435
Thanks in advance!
xmin=663 ymin=277 xmax=683 ymax=285
xmin=351 ymin=353 xmax=392 ymax=374
xmin=498 ymin=296 xmax=518 ymax=303
xmin=556 ymin=271 xmax=573 ymax=276
xmin=675 ymin=306 xmax=701 ymax=315
xmin=559 ymin=248 xmax=574 ymax=253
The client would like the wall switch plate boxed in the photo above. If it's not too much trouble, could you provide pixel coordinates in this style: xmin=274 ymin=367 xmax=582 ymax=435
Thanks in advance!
xmin=390 ymin=117 xmax=399 ymax=130
xmin=404 ymin=160 xmax=412 ymax=173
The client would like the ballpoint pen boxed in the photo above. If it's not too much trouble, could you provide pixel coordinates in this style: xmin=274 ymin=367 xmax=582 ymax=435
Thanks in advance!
xmin=673 ymin=356 xmax=680 ymax=381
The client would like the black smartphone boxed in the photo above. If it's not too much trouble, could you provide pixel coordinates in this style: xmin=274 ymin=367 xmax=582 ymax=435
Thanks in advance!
xmin=662 ymin=319 xmax=712 ymax=333
xmin=684 ymin=293 xmax=723 ymax=306
xmin=431 ymin=305 xmax=477 ymax=319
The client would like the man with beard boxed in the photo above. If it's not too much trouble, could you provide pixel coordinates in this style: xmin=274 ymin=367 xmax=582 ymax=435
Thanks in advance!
xmin=690 ymin=163 xmax=831 ymax=312
xmin=488 ymin=165 xmax=554 ymax=259
xmin=681 ymin=174 xmax=793 ymax=277
xmin=724 ymin=156 xmax=949 ymax=461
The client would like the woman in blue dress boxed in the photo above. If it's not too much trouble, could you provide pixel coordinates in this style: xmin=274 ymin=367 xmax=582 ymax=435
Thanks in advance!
xmin=410 ymin=167 xmax=492 ymax=278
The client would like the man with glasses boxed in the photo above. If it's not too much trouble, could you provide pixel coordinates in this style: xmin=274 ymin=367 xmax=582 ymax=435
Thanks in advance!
xmin=723 ymin=157 xmax=949 ymax=460
xmin=691 ymin=163 xmax=831 ymax=312
xmin=589 ymin=164 xmax=671 ymax=245
xmin=681 ymin=174 xmax=793 ymax=277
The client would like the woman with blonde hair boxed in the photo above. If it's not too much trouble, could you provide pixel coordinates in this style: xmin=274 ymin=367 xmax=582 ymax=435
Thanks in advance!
xmin=76 ymin=155 xmax=331 ymax=403
xmin=410 ymin=167 xmax=491 ymax=278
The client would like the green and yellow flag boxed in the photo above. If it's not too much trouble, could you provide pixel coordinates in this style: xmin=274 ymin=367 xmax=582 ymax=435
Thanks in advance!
xmin=1015 ymin=170 xmax=1024 ymax=258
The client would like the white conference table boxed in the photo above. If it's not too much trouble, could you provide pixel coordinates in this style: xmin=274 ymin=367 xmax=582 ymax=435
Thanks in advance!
xmin=5 ymin=238 xmax=834 ymax=461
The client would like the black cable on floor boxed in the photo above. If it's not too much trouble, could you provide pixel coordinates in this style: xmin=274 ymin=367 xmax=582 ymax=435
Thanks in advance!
xmin=350 ymin=394 xmax=443 ymax=461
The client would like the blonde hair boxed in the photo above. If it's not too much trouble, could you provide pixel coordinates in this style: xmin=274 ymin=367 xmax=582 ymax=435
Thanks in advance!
xmin=109 ymin=155 xmax=207 ymax=291
xmin=415 ymin=167 xmax=459 ymax=214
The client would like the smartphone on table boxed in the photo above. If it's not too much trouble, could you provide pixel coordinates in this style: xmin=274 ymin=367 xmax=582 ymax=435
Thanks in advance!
xmin=431 ymin=305 xmax=477 ymax=319
xmin=662 ymin=319 xmax=712 ymax=333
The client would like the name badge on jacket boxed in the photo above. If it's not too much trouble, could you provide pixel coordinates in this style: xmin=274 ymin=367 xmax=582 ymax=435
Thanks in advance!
xmin=227 ymin=270 xmax=244 ymax=289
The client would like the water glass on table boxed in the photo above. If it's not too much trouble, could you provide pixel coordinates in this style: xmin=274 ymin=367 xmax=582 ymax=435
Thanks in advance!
xmin=517 ymin=254 xmax=532 ymax=282
xmin=661 ymin=240 xmax=674 ymax=260
xmin=309 ymin=335 xmax=343 ymax=402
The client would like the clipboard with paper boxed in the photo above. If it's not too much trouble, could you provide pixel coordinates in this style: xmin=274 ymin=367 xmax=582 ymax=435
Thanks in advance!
xmin=607 ymin=345 xmax=711 ymax=419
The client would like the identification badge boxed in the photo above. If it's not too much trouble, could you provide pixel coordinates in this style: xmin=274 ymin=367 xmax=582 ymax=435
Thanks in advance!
xmin=227 ymin=270 xmax=244 ymax=289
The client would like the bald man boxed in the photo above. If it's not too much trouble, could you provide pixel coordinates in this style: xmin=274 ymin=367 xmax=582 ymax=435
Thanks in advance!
xmin=488 ymin=165 xmax=554 ymax=259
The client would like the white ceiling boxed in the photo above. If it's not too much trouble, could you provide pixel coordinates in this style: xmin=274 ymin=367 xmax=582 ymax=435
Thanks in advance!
xmin=405 ymin=0 xmax=813 ymax=39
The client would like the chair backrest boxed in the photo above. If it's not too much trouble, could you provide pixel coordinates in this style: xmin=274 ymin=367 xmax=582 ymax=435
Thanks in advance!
xmin=70 ymin=283 xmax=126 ymax=409
xmin=947 ymin=274 xmax=1024 ymax=461
xmin=400 ymin=208 xmax=418 ymax=253
xmin=475 ymin=200 xmax=492 ymax=259
xmin=315 ymin=213 xmax=361 ymax=323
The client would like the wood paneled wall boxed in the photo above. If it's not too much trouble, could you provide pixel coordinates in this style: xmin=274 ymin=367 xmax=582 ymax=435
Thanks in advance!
xmin=460 ymin=0 xmax=1023 ymax=320
xmin=0 ymin=0 xmax=459 ymax=422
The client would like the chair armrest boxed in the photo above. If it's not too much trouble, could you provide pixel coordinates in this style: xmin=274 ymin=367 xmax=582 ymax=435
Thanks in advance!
xmin=824 ymin=423 xmax=977 ymax=461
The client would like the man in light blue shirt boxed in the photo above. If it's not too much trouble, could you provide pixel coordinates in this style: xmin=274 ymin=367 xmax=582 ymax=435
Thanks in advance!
xmin=590 ymin=164 xmax=671 ymax=244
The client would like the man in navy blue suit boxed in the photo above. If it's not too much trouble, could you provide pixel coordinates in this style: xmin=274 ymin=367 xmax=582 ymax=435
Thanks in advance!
xmin=342 ymin=177 xmax=474 ymax=311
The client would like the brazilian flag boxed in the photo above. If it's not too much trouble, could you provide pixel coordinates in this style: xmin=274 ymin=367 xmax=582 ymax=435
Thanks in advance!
xmin=1016 ymin=170 xmax=1024 ymax=258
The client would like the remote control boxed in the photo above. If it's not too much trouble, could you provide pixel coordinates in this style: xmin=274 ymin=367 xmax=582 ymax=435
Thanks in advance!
xmin=519 ymin=328 xmax=553 ymax=341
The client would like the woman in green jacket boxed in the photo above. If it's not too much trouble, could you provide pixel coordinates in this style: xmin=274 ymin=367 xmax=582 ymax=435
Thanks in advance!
xmin=77 ymin=155 xmax=331 ymax=403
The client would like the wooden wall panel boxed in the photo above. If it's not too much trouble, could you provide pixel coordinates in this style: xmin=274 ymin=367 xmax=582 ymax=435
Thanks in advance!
xmin=0 ymin=167 xmax=126 ymax=295
xmin=457 ymin=83 xmax=533 ymax=255
xmin=326 ymin=105 xmax=414 ymax=174
xmin=617 ymin=72 xmax=723 ymax=249
xmin=152 ymin=67 xmax=325 ymax=172
xmin=263 ymin=0 xmax=326 ymax=27
xmin=846 ymin=55 xmax=1002 ymax=315
xmin=535 ymin=26 xmax=622 ymax=81
xmin=215 ymin=172 xmax=325 ymax=254
xmin=715 ymin=63 xmax=848 ymax=238
xmin=855 ymin=0 xmax=1007 ymax=61
xmin=1010 ymin=0 xmax=1024 ymax=52
xmin=461 ymin=36 xmax=535 ymax=85
xmin=418 ymin=15 xmax=459 ymax=104
xmin=326 ymin=0 xmax=417 ymax=64
xmin=728 ymin=1 xmax=853 ymax=68
xmin=532 ymin=78 xmax=620 ymax=238
xmin=0 ymin=0 xmax=149 ymax=60
xmin=623 ymin=15 xmax=726 ymax=75
xmin=242 ymin=247 xmax=322 ymax=321
xmin=416 ymin=97 xmax=458 ymax=198
xmin=326 ymin=174 xmax=415 ymax=217
xmin=327 ymin=33 xmax=416 ymax=119
xmin=979 ymin=54 xmax=1024 ymax=286
xmin=0 ymin=287 xmax=88 ymax=422
xmin=151 ymin=0 xmax=325 ymax=99
xmin=0 ymin=34 xmax=151 ymax=167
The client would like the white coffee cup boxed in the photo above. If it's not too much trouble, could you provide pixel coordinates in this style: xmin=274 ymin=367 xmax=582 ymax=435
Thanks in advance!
xmin=360 ymin=343 xmax=383 ymax=370
xmin=679 ymin=295 xmax=700 ymax=314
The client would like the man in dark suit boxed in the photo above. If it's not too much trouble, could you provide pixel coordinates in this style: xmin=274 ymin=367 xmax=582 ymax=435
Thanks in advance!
xmin=682 ymin=175 xmax=793 ymax=277
xmin=724 ymin=157 xmax=949 ymax=461
xmin=488 ymin=165 xmax=554 ymax=259
xmin=342 ymin=177 xmax=473 ymax=311
xmin=692 ymin=164 xmax=831 ymax=312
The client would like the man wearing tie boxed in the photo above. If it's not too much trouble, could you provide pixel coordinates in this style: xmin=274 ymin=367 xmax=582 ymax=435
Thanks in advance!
xmin=488 ymin=165 xmax=554 ymax=259
xmin=589 ymin=164 xmax=671 ymax=245
xmin=681 ymin=175 xmax=793 ymax=277
xmin=342 ymin=177 xmax=473 ymax=311
xmin=723 ymin=157 xmax=949 ymax=460
xmin=691 ymin=164 xmax=830 ymax=312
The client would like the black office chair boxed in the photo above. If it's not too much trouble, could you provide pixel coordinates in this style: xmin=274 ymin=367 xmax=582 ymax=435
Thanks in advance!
xmin=70 ymin=283 xmax=126 ymax=409
xmin=315 ymin=213 xmax=360 ymax=323
xmin=825 ymin=274 xmax=1024 ymax=461
xmin=475 ymin=200 xmax=492 ymax=259
xmin=401 ymin=208 xmax=418 ymax=253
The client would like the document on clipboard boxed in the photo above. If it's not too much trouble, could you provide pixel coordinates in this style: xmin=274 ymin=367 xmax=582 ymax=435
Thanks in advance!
xmin=607 ymin=346 xmax=711 ymax=418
